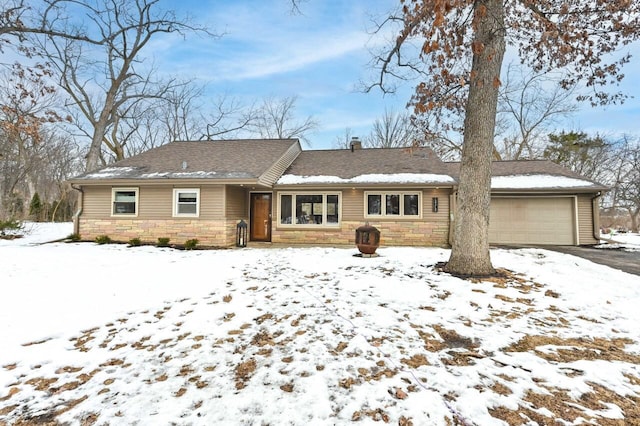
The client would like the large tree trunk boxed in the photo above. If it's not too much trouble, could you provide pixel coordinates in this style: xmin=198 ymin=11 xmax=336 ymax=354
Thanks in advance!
xmin=445 ymin=0 xmax=505 ymax=276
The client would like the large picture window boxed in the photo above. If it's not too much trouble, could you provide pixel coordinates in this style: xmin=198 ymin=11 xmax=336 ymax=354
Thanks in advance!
xmin=279 ymin=192 xmax=340 ymax=226
xmin=112 ymin=188 xmax=138 ymax=216
xmin=173 ymin=188 xmax=200 ymax=217
xmin=365 ymin=191 xmax=421 ymax=218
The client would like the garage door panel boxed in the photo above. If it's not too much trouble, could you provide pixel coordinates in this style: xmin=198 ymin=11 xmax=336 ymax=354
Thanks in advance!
xmin=489 ymin=197 xmax=574 ymax=245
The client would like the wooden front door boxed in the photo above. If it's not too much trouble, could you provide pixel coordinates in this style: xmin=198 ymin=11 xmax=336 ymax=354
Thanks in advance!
xmin=250 ymin=193 xmax=272 ymax=242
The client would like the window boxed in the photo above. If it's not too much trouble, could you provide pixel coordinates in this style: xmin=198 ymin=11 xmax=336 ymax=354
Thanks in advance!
xmin=365 ymin=191 xmax=421 ymax=218
xmin=173 ymin=188 xmax=200 ymax=217
xmin=112 ymin=188 xmax=138 ymax=216
xmin=278 ymin=192 xmax=340 ymax=226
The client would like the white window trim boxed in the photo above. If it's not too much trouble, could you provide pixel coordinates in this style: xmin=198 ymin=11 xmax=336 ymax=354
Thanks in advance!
xmin=364 ymin=191 xmax=422 ymax=218
xmin=278 ymin=191 xmax=341 ymax=227
xmin=111 ymin=187 xmax=139 ymax=217
xmin=173 ymin=188 xmax=200 ymax=218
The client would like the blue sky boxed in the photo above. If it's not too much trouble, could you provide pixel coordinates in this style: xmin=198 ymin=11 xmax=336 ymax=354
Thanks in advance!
xmin=153 ymin=0 xmax=640 ymax=150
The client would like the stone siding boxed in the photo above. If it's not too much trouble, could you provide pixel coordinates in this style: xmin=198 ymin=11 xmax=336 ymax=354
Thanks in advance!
xmin=271 ymin=220 xmax=449 ymax=247
xmin=78 ymin=218 xmax=236 ymax=246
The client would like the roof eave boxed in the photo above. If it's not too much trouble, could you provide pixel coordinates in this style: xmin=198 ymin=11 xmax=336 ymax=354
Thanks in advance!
xmin=68 ymin=177 xmax=262 ymax=186
xmin=274 ymin=182 xmax=457 ymax=190
xmin=491 ymin=186 xmax=608 ymax=194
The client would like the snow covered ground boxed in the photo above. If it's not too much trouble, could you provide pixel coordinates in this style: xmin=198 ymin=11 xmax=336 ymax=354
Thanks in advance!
xmin=1 ymin=223 xmax=639 ymax=425
xmin=598 ymin=231 xmax=640 ymax=252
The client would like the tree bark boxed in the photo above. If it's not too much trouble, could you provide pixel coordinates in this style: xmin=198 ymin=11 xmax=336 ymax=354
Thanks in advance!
xmin=445 ymin=0 xmax=505 ymax=276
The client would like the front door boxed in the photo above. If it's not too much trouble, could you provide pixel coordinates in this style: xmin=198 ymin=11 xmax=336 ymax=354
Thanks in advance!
xmin=250 ymin=193 xmax=272 ymax=242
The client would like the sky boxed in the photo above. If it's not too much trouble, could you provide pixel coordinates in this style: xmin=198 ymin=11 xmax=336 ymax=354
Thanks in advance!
xmin=141 ymin=0 xmax=640 ymax=150
xmin=0 ymin=223 xmax=639 ymax=424
xmin=149 ymin=0 xmax=409 ymax=149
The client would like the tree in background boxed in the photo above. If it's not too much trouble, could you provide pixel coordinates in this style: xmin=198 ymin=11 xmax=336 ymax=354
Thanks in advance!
xmin=607 ymin=137 xmax=640 ymax=232
xmin=496 ymin=65 xmax=577 ymax=161
xmin=250 ymin=96 xmax=318 ymax=146
xmin=25 ymin=0 xmax=217 ymax=171
xmin=363 ymin=108 xmax=417 ymax=148
xmin=0 ymin=63 xmax=80 ymax=221
xmin=543 ymin=131 xmax=611 ymax=183
xmin=332 ymin=127 xmax=354 ymax=149
xmin=371 ymin=0 xmax=640 ymax=276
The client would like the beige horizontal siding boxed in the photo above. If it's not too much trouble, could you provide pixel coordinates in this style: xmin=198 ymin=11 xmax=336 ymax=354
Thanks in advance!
xmin=82 ymin=186 xmax=111 ymax=218
xmin=225 ymin=186 xmax=248 ymax=219
xmin=577 ymin=194 xmax=597 ymax=244
xmin=80 ymin=184 xmax=225 ymax=220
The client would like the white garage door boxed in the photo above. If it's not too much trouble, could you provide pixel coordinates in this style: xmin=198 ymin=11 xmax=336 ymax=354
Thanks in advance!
xmin=489 ymin=197 xmax=575 ymax=245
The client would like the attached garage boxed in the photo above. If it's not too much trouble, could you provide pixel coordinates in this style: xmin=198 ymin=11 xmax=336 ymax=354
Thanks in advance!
xmin=489 ymin=197 xmax=576 ymax=245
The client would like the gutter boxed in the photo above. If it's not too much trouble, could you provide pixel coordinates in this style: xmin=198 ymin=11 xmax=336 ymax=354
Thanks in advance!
xmin=71 ymin=184 xmax=84 ymax=236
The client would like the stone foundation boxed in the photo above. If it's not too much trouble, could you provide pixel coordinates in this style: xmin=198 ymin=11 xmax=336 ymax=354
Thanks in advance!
xmin=77 ymin=218 xmax=450 ymax=248
xmin=78 ymin=218 xmax=236 ymax=246
xmin=271 ymin=220 xmax=449 ymax=247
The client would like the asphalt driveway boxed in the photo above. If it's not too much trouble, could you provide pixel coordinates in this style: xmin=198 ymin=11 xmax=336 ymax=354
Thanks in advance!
xmin=542 ymin=246 xmax=640 ymax=276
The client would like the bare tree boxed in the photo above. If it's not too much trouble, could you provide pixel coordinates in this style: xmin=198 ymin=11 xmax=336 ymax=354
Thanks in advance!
xmin=364 ymin=109 xmax=417 ymax=148
xmin=0 ymin=65 xmax=61 ymax=217
xmin=609 ymin=136 xmax=640 ymax=232
xmin=496 ymin=64 xmax=578 ymax=160
xmin=332 ymin=127 xmax=354 ymax=149
xmin=201 ymin=95 xmax=261 ymax=141
xmin=251 ymin=96 xmax=318 ymax=145
xmin=28 ymin=0 xmax=217 ymax=171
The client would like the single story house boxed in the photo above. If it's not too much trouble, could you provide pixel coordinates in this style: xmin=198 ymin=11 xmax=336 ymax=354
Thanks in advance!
xmin=68 ymin=138 xmax=607 ymax=247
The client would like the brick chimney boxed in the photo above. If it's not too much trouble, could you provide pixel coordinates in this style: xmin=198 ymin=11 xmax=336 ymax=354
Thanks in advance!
xmin=350 ymin=136 xmax=362 ymax=152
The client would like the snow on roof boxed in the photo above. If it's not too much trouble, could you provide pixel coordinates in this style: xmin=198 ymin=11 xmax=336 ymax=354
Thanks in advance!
xmin=277 ymin=173 xmax=455 ymax=185
xmin=82 ymin=167 xmax=137 ymax=178
xmin=492 ymin=174 xmax=597 ymax=189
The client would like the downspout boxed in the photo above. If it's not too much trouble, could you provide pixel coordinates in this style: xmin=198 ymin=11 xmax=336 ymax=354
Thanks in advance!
xmin=71 ymin=184 xmax=84 ymax=236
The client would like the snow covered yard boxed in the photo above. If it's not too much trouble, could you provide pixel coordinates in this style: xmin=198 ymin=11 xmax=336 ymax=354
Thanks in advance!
xmin=1 ymin=223 xmax=639 ymax=425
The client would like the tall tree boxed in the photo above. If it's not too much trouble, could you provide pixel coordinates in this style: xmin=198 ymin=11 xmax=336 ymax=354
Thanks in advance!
xmin=364 ymin=108 xmax=417 ymax=148
xmin=608 ymin=136 xmax=640 ymax=232
xmin=29 ymin=0 xmax=216 ymax=171
xmin=543 ymin=131 xmax=610 ymax=182
xmin=371 ymin=0 xmax=640 ymax=275
xmin=496 ymin=64 xmax=577 ymax=160
xmin=251 ymin=96 xmax=318 ymax=145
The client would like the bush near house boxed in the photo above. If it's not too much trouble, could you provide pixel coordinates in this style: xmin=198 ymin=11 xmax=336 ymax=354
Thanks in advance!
xmin=95 ymin=235 xmax=112 ymax=245
xmin=128 ymin=237 xmax=142 ymax=247
xmin=184 ymin=239 xmax=199 ymax=250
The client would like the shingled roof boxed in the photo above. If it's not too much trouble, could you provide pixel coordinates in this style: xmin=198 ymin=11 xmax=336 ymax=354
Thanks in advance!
xmin=70 ymin=139 xmax=300 ymax=185
xmin=277 ymin=147 xmax=456 ymax=185
xmin=444 ymin=160 xmax=608 ymax=191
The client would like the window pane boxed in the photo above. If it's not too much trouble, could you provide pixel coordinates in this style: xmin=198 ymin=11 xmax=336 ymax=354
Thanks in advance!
xmin=386 ymin=194 xmax=400 ymax=215
xmin=178 ymin=192 xmax=197 ymax=203
xmin=115 ymin=191 xmax=135 ymax=202
xmin=327 ymin=194 xmax=339 ymax=223
xmin=280 ymin=195 xmax=292 ymax=224
xmin=113 ymin=202 xmax=135 ymax=214
xmin=367 ymin=194 xmax=381 ymax=215
xmin=178 ymin=204 xmax=197 ymax=214
xmin=404 ymin=194 xmax=419 ymax=216
xmin=296 ymin=194 xmax=322 ymax=224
